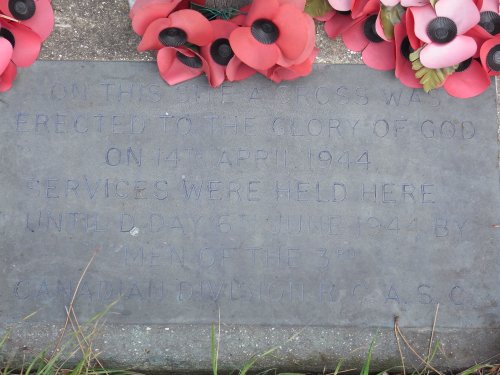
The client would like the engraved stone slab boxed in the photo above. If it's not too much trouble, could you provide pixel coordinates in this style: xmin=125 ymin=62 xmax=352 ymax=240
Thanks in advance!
xmin=0 ymin=62 xmax=498 ymax=335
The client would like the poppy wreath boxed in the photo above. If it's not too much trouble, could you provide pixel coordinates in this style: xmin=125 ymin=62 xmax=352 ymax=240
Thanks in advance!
xmin=0 ymin=0 xmax=55 ymax=92
xmin=311 ymin=0 xmax=500 ymax=98
xmin=130 ymin=0 xmax=318 ymax=87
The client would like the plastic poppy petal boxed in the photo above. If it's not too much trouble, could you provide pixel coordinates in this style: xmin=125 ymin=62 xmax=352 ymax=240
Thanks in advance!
xmin=245 ymin=0 xmax=280 ymax=26
xmin=230 ymin=5 xmax=251 ymax=26
xmin=274 ymin=5 xmax=310 ymax=61
xmin=420 ymin=35 xmax=477 ymax=69
xmin=169 ymin=9 xmax=213 ymax=46
xmin=342 ymin=18 xmax=370 ymax=52
xmin=479 ymin=0 xmax=498 ymax=11
xmin=16 ymin=0 xmax=54 ymax=41
xmin=278 ymin=0 xmax=306 ymax=9
xmin=229 ymin=26 xmax=281 ymax=70
xmin=466 ymin=26 xmax=492 ymax=57
xmin=380 ymin=0 xmax=400 ymax=6
xmin=205 ymin=56 xmax=227 ymax=88
xmin=3 ymin=23 xmax=41 ymax=67
xmin=157 ymin=47 xmax=205 ymax=85
xmin=362 ymin=40 xmax=396 ymax=70
xmin=351 ymin=0 xmax=370 ymax=18
xmin=398 ymin=60 xmax=423 ymax=88
xmin=283 ymin=47 xmax=318 ymax=77
xmin=0 ymin=61 xmax=16 ymax=92
xmin=324 ymin=13 xmax=355 ymax=39
xmin=401 ymin=0 xmax=429 ymax=5
xmin=132 ymin=1 xmax=181 ymax=36
xmin=210 ymin=19 xmax=237 ymax=39
xmin=130 ymin=0 xmax=178 ymax=18
xmin=444 ymin=60 xmax=491 ymax=98
xmin=356 ymin=0 xmax=380 ymax=17
xmin=226 ymin=56 xmax=256 ymax=82
xmin=329 ymin=0 xmax=353 ymax=11
xmin=394 ymin=18 xmax=421 ymax=88
xmin=0 ymin=0 xmax=8 ymax=15
xmin=316 ymin=10 xmax=335 ymax=22
xmin=277 ymin=15 xmax=315 ymax=67
xmin=435 ymin=0 xmax=480 ymax=34
xmin=410 ymin=4 xmax=435 ymax=44
xmin=0 ymin=37 xmax=13 ymax=74
xmin=267 ymin=47 xmax=316 ymax=83
xmin=138 ymin=18 xmax=172 ymax=51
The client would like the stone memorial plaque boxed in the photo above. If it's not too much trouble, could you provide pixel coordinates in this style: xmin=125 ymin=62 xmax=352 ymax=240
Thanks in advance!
xmin=0 ymin=62 xmax=498 ymax=332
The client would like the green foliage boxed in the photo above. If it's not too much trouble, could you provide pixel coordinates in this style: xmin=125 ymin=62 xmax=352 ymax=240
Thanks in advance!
xmin=360 ymin=336 xmax=377 ymax=375
xmin=410 ymin=48 xmax=457 ymax=93
xmin=211 ymin=324 xmax=218 ymax=375
xmin=304 ymin=0 xmax=333 ymax=18
xmin=380 ymin=4 xmax=405 ymax=39
xmin=190 ymin=3 xmax=244 ymax=20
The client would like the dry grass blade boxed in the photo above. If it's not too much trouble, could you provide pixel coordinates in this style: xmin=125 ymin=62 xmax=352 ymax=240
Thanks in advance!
xmin=394 ymin=318 xmax=444 ymax=375
xmin=52 ymin=249 xmax=99 ymax=358
xmin=0 ymin=14 xmax=20 ymax=22
xmin=428 ymin=304 xmax=439 ymax=360
xmin=394 ymin=316 xmax=406 ymax=375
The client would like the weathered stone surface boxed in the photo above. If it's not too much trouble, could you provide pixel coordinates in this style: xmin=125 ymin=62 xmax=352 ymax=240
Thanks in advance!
xmin=0 ymin=61 xmax=499 ymax=371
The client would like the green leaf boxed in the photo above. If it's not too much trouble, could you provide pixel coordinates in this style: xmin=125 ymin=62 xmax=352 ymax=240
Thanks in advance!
xmin=360 ymin=336 xmax=377 ymax=375
xmin=380 ymin=4 xmax=405 ymax=39
xmin=304 ymin=0 xmax=333 ymax=18
xmin=410 ymin=48 xmax=457 ymax=93
xmin=211 ymin=324 xmax=218 ymax=375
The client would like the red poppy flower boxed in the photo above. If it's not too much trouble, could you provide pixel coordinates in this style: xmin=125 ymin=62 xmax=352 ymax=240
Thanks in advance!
xmin=443 ymin=58 xmax=491 ymax=97
xmin=394 ymin=16 xmax=422 ymax=88
xmin=0 ymin=0 xmax=54 ymax=41
xmin=342 ymin=6 xmax=396 ymax=70
xmin=138 ymin=9 xmax=213 ymax=51
xmin=480 ymin=35 xmax=500 ymax=75
xmin=0 ymin=61 xmax=16 ymax=92
xmin=261 ymin=47 xmax=319 ymax=83
xmin=157 ymin=46 xmax=209 ymax=85
xmin=228 ymin=0 xmax=315 ymax=70
xmin=0 ymin=20 xmax=41 ymax=67
xmin=200 ymin=20 xmax=255 ymax=88
xmin=407 ymin=0 xmax=480 ymax=69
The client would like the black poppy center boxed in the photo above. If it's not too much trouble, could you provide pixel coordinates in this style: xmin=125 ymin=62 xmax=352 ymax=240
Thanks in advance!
xmin=479 ymin=11 xmax=500 ymax=35
xmin=363 ymin=15 xmax=383 ymax=43
xmin=486 ymin=44 xmax=500 ymax=71
xmin=456 ymin=57 xmax=472 ymax=72
xmin=251 ymin=19 xmax=279 ymax=44
xmin=159 ymin=27 xmax=187 ymax=47
xmin=0 ymin=28 xmax=15 ymax=47
xmin=8 ymin=0 xmax=36 ymax=20
xmin=210 ymin=38 xmax=234 ymax=66
xmin=400 ymin=36 xmax=414 ymax=61
xmin=176 ymin=51 xmax=203 ymax=69
xmin=337 ymin=10 xmax=351 ymax=15
xmin=426 ymin=17 xmax=457 ymax=44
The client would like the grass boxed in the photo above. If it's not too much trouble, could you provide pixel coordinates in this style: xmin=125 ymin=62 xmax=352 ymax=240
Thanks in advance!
xmin=0 ymin=255 xmax=498 ymax=375
xmin=1 ymin=311 xmax=498 ymax=375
